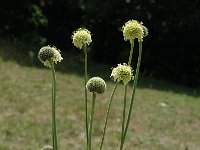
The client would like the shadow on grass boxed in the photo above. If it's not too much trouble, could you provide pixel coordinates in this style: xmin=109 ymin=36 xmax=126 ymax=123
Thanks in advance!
xmin=0 ymin=39 xmax=199 ymax=98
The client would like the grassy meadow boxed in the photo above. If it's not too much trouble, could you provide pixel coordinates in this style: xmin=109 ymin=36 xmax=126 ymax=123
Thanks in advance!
xmin=0 ymin=41 xmax=200 ymax=150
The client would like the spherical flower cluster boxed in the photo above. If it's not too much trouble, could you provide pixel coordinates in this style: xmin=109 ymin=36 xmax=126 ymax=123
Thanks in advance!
xmin=86 ymin=77 xmax=106 ymax=94
xmin=72 ymin=28 xmax=92 ymax=49
xmin=122 ymin=20 xmax=144 ymax=42
xmin=41 ymin=145 xmax=53 ymax=150
xmin=38 ymin=45 xmax=63 ymax=68
xmin=111 ymin=63 xmax=133 ymax=85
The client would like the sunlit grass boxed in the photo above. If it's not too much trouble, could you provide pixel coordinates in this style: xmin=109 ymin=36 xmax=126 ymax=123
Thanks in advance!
xmin=0 ymin=45 xmax=200 ymax=150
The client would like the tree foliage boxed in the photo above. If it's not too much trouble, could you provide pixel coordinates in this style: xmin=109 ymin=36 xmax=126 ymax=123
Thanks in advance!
xmin=0 ymin=0 xmax=199 ymax=86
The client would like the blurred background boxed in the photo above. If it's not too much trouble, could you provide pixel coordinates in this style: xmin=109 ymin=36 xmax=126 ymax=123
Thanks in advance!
xmin=0 ymin=0 xmax=200 ymax=87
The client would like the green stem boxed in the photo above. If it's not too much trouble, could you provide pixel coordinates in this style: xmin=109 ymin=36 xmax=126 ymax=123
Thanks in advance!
xmin=120 ymin=85 xmax=127 ymax=149
xmin=83 ymin=44 xmax=89 ymax=149
xmin=51 ymin=72 xmax=55 ymax=149
xmin=99 ymin=83 xmax=118 ymax=150
xmin=128 ymin=39 xmax=134 ymax=66
xmin=50 ymin=60 xmax=58 ymax=150
xmin=121 ymin=41 xmax=143 ymax=149
xmin=119 ymin=39 xmax=134 ymax=150
xmin=89 ymin=93 xmax=96 ymax=150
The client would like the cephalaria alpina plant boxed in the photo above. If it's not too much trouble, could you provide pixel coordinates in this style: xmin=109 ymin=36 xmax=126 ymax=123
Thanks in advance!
xmin=38 ymin=46 xmax=62 ymax=150
xmin=72 ymin=27 xmax=92 ymax=149
xmin=86 ymin=77 xmax=106 ymax=150
xmin=37 ymin=19 xmax=148 ymax=150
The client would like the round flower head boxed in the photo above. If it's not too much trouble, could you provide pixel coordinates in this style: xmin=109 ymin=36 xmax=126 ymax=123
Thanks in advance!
xmin=38 ymin=45 xmax=63 ymax=68
xmin=86 ymin=77 xmax=106 ymax=94
xmin=111 ymin=63 xmax=133 ymax=85
xmin=41 ymin=145 xmax=53 ymax=150
xmin=72 ymin=28 xmax=92 ymax=49
xmin=122 ymin=20 xmax=144 ymax=42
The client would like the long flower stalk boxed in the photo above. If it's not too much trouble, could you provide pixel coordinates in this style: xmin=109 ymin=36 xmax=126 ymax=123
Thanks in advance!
xmin=128 ymin=39 xmax=134 ymax=66
xmin=38 ymin=46 xmax=62 ymax=150
xmin=72 ymin=28 xmax=92 ymax=149
xmin=83 ymin=44 xmax=89 ymax=148
xmin=86 ymin=77 xmax=106 ymax=150
xmin=49 ymin=60 xmax=58 ymax=150
xmin=120 ymin=41 xmax=143 ymax=149
xmin=120 ymin=39 xmax=134 ymax=148
xmin=99 ymin=83 xmax=118 ymax=150
xmin=110 ymin=63 xmax=132 ymax=150
xmin=120 ymin=85 xmax=127 ymax=146
xmin=88 ymin=93 xmax=96 ymax=150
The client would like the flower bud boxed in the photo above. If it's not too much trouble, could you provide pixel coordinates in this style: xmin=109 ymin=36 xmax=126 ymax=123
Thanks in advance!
xmin=86 ymin=77 xmax=106 ymax=94
xmin=38 ymin=46 xmax=63 ymax=68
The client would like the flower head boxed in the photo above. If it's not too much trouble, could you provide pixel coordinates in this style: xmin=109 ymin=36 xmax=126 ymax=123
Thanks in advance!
xmin=72 ymin=28 xmax=92 ymax=49
xmin=41 ymin=145 xmax=53 ymax=150
xmin=111 ymin=63 xmax=133 ymax=85
xmin=122 ymin=20 xmax=144 ymax=42
xmin=38 ymin=45 xmax=63 ymax=68
xmin=86 ymin=77 xmax=106 ymax=94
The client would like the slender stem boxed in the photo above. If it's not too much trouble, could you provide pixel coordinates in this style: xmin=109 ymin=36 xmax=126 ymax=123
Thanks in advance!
xmin=119 ymin=39 xmax=134 ymax=150
xmin=120 ymin=85 xmax=127 ymax=149
xmin=99 ymin=83 xmax=118 ymax=150
xmin=50 ymin=60 xmax=58 ymax=150
xmin=89 ymin=93 xmax=96 ymax=150
xmin=83 ymin=44 xmax=89 ymax=149
xmin=51 ymin=70 xmax=55 ymax=149
xmin=128 ymin=39 xmax=134 ymax=66
xmin=121 ymin=41 xmax=143 ymax=149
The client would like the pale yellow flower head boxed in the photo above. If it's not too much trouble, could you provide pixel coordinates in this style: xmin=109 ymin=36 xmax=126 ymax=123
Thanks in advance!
xmin=72 ymin=28 xmax=92 ymax=49
xmin=111 ymin=63 xmax=133 ymax=85
xmin=38 ymin=45 xmax=63 ymax=68
xmin=122 ymin=20 xmax=144 ymax=42
xmin=86 ymin=77 xmax=106 ymax=94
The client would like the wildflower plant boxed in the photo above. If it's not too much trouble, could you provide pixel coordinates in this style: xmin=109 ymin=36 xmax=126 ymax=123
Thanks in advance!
xmin=99 ymin=63 xmax=133 ymax=150
xmin=72 ymin=28 xmax=92 ymax=149
xmin=100 ymin=20 xmax=148 ymax=150
xmin=120 ymin=20 xmax=148 ymax=150
xmin=37 ymin=19 xmax=147 ymax=150
xmin=86 ymin=77 xmax=106 ymax=150
xmin=38 ymin=46 xmax=63 ymax=150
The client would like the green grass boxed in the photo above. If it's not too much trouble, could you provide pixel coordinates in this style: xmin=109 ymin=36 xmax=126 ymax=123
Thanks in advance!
xmin=0 ymin=42 xmax=200 ymax=150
